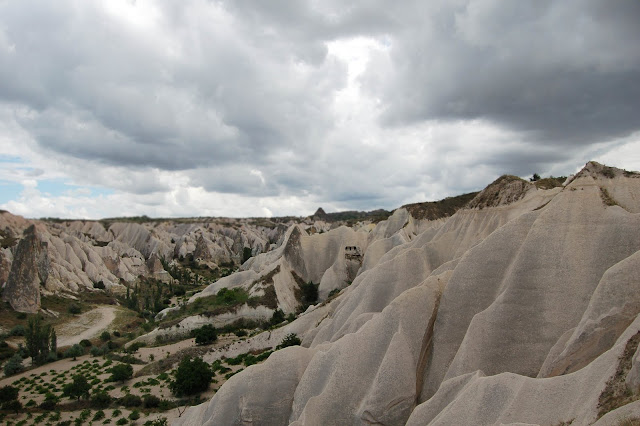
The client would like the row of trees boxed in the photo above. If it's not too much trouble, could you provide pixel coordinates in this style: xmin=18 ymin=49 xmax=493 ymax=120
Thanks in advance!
xmin=25 ymin=315 xmax=57 ymax=365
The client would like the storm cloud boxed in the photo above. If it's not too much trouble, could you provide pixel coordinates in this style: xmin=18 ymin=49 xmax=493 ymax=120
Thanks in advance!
xmin=0 ymin=0 xmax=639 ymax=218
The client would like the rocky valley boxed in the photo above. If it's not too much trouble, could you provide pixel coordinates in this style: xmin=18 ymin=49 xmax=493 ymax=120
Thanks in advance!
xmin=1 ymin=161 xmax=640 ymax=425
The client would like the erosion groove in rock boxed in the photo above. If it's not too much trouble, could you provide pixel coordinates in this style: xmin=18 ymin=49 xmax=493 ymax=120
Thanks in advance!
xmin=173 ymin=162 xmax=640 ymax=426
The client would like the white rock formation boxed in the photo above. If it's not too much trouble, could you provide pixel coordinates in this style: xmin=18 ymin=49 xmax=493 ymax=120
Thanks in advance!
xmin=175 ymin=162 xmax=640 ymax=426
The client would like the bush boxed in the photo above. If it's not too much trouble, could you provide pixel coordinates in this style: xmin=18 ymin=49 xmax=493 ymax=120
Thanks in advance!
xmin=300 ymin=281 xmax=318 ymax=306
xmin=192 ymin=324 xmax=217 ymax=346
xmin=116 ymin=418 xmax=128 ymax=425
xmin=100 ymin=331 xmax=111 ymax=342
xmin=144 ymin=418 xmax=168 ymax=426
xmin=93 ymin=410 xmax=105 ymax=421
xmin=129 ymin=410 xmax=140 ymax=421
xmin=328 ymin=288 xmax=340 ymax=298
xmin=80 ymin=339 xmax=92 ymax=347
xmin=90 ymin=346 xmax=103 ymax=357
xmin=276 ymin=333 xmax=301 ymax=350
xmin=68 ymin=303 xmax=81 ymax=315
xmin=3 ymin=353 xmax=23 ymax=376
xmin=108 ymin=363 xmax=133 ymax=383
xmin=0 ymin=385 xmax=19 ymax=404
xmin=9 ymin=325 xmax=25 ymax=336
xmin=91 ymin=391 xmax=112 ymax=408
xmin=2 ymin=399 xmax=22 ymax=413
xmin=64 ymin=344 xmax=84 ymax=361
xmin=169 ymin=356 xmax=214 ymax=397
xmin=39 ymin=392 xmax=58 ymax=410
xmin=270 ymin=309 xmax=285 ymax=326
xmin=120 ymin=393 xmax=142 ymax=407
xmin=93 ymin=281 xmax=106 ymax=290
xmin=142 ymin=394 xmax=160 ymax=408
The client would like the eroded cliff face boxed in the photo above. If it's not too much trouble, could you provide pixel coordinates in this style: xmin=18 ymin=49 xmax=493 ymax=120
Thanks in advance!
xmin=175 ymin=162 xmax=640 ymax=426
xmin=2 ymin=225 xmax=50 ymax=313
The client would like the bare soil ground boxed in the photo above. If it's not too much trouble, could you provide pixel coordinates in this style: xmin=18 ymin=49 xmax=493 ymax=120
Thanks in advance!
xmin=57 ymin=306 xmax=118 ymax=347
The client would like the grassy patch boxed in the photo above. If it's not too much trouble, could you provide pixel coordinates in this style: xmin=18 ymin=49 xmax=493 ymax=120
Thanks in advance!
xmin=401 ymin=192 xmax=479 ymax=221
xmin=600 ymin=187 xmax=619 ymax=207
xmin=534 ymin=177 xmax=566 ymax=190
xmin=597 ymin=331 xmax=640 ymax=419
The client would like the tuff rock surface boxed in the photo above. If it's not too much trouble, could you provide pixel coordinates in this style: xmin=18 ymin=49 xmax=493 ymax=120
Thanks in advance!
xmin=174 ymin=162 xmax=640 ymax=425
xmin=2 ymin=225 xmax=50 ymax=313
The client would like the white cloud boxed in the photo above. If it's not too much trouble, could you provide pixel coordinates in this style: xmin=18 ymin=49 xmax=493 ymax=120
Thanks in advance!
xmin=0 ymin=0 xmax=639 ymax=219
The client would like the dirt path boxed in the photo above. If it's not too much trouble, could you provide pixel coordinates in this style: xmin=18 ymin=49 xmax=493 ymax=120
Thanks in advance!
xmin=56 ymin=306 xmax=117 ymax=347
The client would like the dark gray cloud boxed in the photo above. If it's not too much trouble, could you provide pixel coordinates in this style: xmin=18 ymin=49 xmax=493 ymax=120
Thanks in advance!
xmin=1 ymin=0 xmax=639 ymax=218
xmin=368 ymin=0 xmax=640 ymax=146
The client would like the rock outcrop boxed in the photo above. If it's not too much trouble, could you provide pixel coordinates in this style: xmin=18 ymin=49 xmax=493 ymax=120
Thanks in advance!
xmin=175 ymin=162 xmax=640 ymax=426
xmin=2 ymin=225 xmax=50 ymax=313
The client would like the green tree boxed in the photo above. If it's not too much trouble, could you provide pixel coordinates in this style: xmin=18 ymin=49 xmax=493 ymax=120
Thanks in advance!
xmin=242 ymin=246 xmax=253 ymax=264
xmin=108 ymin=363 xmax=133 ymax=383
xmin=100 ymin=331 xmax=111 ymax=342
xmin=192 ymin=324 xmax=217 ymax=346
xmin=270 ymin=309 xmax=285 ymax=326
xmin=169 ymin=356 xmax=214 ymax=397
xmin=64 ymin=343 xmax=84 ymax=361
xmin=62 ymin=375 xmax=92 ymax=400
xmin=0 ymin=385 xmax=19 ymax=405
xmin=25 ymin=315 xmax=56 ymax=364
xmin=299 ymin=281 xmax=318 ymax=308
xmin=276 ymin=333 xmax=301 ymax=349
xmin=2 ymin=399 xmax=22 ymax=414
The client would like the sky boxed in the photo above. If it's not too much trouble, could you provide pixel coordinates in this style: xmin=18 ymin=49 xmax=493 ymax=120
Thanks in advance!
xmin=1 ymin=0 xmax=639 ymax=219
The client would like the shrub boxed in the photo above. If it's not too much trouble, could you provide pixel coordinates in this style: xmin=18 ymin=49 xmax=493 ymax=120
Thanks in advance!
xmin=120 ymin=393 xmax=142 ymax=407
xmin=144 ymin=418 xmax=168 ymax=426
xmin=270 ymin=309 xmax=285 ymax=326
xmin=129 ymin=410 xmax=140 ymax=421
xmin=276 ymin=333 xmax=301 ymax=349
xmin=68 ymin=303 xmax=81 ymax=315
xmin=328 ymin=288 xmax=340 ymax=298
xmin=80 ymin=339 xmax=92 ymax=347
xmin=93 ymin=410 xmax=106 ymax=421
xmin=242 ymin=246 xmax=253 ymax=264
xmin=116 ymin=418 xmax=128 ymax=425
xmin=64 ymin=344 xmax=84 ymax=361
xmin=3 ymin=353 xmax=23 ymax=376
xmin=94 ymin=281 xmax=106 ymax=290
xmin=169 ymin=356 xmax=214 ymax=397
xmin=2 ymin=399 xmax=22 ymax=414
xmin=0 ymin=385 xmax=19 ymax=404
xmin=100 ymin=331 xmax=111 ymax=342
xmin=9 ymin=325 xmax=25 ymax=336
xmin=192 ymin=324 xmax=217 ymax=345
xmin=39 ymin=392 xmax=58 ymax=409
xmin=299 ymin=281 xmax=318 ymax=306
xmin=91 ymin=391 xmax=112 ymax=408
xmin=142 ymin=394 xmax=160 ymax=408
xmin=90 ymin=346 xmax=103 ymax=357
xmin=109 ymin=363 xmax=133 ymax=383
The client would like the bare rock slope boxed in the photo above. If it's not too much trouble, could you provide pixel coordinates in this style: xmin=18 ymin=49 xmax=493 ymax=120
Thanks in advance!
xmin=176 ymin=162 xmax=640 ymax=425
